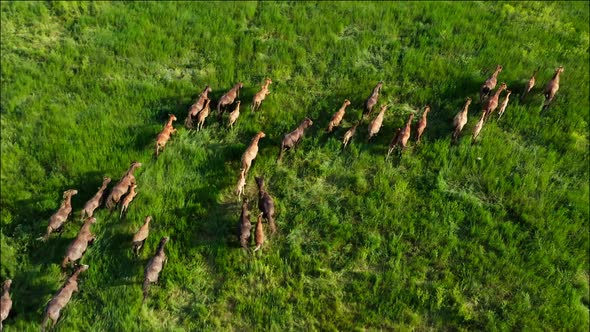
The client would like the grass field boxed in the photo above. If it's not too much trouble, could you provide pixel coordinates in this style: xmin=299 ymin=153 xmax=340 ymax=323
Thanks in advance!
xmin=1 ymin=1 xmax=589 ymax=331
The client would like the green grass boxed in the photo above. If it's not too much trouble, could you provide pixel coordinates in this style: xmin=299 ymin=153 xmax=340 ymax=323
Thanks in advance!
xmin=1 ymin=1 xmax=588 ymax=331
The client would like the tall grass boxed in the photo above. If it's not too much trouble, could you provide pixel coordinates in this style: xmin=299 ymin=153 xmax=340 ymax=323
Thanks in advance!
xmin=1 ymin=1 xmax=588 ymax=330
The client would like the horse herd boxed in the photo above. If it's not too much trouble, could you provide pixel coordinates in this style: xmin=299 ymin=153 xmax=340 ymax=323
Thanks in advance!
xmin=0 ymin=65 xmax=564 ymax=331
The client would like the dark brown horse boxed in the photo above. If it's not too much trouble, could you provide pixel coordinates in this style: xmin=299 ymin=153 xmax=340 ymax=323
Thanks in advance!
xmin=277 ymin=118 xmax=313 ymax=162
xmin=386 ymin=128 xmax=402 ymax=161
xmin=256 ymin=176 xmax=276 ymax=234
xmin=238 ymin=199 xmax=252 ymax=250
xmin=143 ymin=236 xmax=169 ymax=304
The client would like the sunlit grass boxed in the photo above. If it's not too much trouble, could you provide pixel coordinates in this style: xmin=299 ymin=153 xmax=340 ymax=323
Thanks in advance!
xmin=1 ymin=1 xmax=588 ymax=331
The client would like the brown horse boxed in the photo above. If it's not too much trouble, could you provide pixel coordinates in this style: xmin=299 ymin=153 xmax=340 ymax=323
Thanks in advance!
xmin=364 ymin=82 xmax=383 ymax=116
xmin=251 ymin=78 xmax=272 ymax=112
xmin=543 ymin=66 xmax=564 ymax=109
xmin=415 ymin=106 xmax=430 ymax=143
xmin=217 ymin=82 xmax=243 ymax=120
xmin=80 ymin=177 xmax=111 ymax=220
xmin=61 ymin=217 xmax=97 ymax=269
xmin=132 ymin=216 xmax=151 ymax=256
xmin=483 ymin=83 xmax=507 ymax=120
xmin=472 ymin=111 xmax=487 ymax=145
xmin=105 ymin=161 xmax=142 ymax=210
xmin=238 ymin=199 xmax=252 ymax=250
xmin=185 ymin=85 xmax=212 ymax=128
xmin=41 ymin=265 xmax=89 ymax=332
xmin=236 ymin=168 xmax=247 ymax=201
xmin=227 ymin=101 xmax=241 ymax=128
xmin=256 ymin=176 xmax=276 ymax=234
xmin=327 ymin=99 xmax=351 ymax=133
xmin=480 ymin=65 xmax=502 ymax=102
xmin=367 ymin=105 xmax=387 ymax=141
xmin=143 ymin=237 xmax=169 ymax=304
xmin=1 ymin=279 xmax=12 ymax=331
xmin=155 ymin=114 xmax=178 ymax=158
xmin=342 ymin=122 xmax=359 ymax=149
xmin=253 ymin=213 xmax=265 ymax=252
xmin=399 ymin=113 xmax=415 ymax=150
xmin=196 ymin=98 xmax=212 ymax=130
xmin=42 ymin=189 xmax=78 ymax=241
xmin=120 ymin=184 xmax=138 ymax=218
xmin=521 ymin=67 xmax=539 ymax=101
xmin=386 ymin=128 xmax=402 ymax=160
xmin=497 ymin=90 xmax=512 ymax=120
xmin=241 ymin=132 xmax=266 ymax=174
xmin=452 ymin=97 xmax=472 ymax=144
xmin=277 ymin=118 xmax=313 ymax=162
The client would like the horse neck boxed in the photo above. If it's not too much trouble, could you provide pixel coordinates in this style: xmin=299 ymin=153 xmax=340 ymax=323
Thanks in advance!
xmin=462 ymin=103 xmax=470 ymax=115
xmin=258 ymin=183 xmax=266 ymax=195
xmin=404 ymin=119 xmax=412 ymax=129
xmin=156 ymin=241 xmax=167 ymax=254
xmin=81 ymin=222 xmax=91 ymax=233
xmin=372 ymin=86 xmax=380 ymax=96
xmin=492 ymin=68 xmax=501 ymax=78
xmin=493 ymin=88 xmax=504 ymax=99
xmin=127 ymin=165 xmax=139 ymax=176
xmin=63 ymin=195 xmax=73 ymax=208
xmin=241 ymin=206 xmax=249 ymax=220
xmin=69 ymin=270 xmax=82 ymax=283
xmin=99 ymin=182 xmax=109 ymax=193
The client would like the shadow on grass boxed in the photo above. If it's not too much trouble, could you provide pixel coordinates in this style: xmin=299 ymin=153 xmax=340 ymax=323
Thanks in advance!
xmin=3 ymin=170 xmax=106 ymax=238
xmin=6 ymin=269 xmax=56 ymax=326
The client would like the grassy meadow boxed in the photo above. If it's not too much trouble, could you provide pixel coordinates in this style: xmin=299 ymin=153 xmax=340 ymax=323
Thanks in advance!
xmin=1 ymin=1 xmax=589 ymax=331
